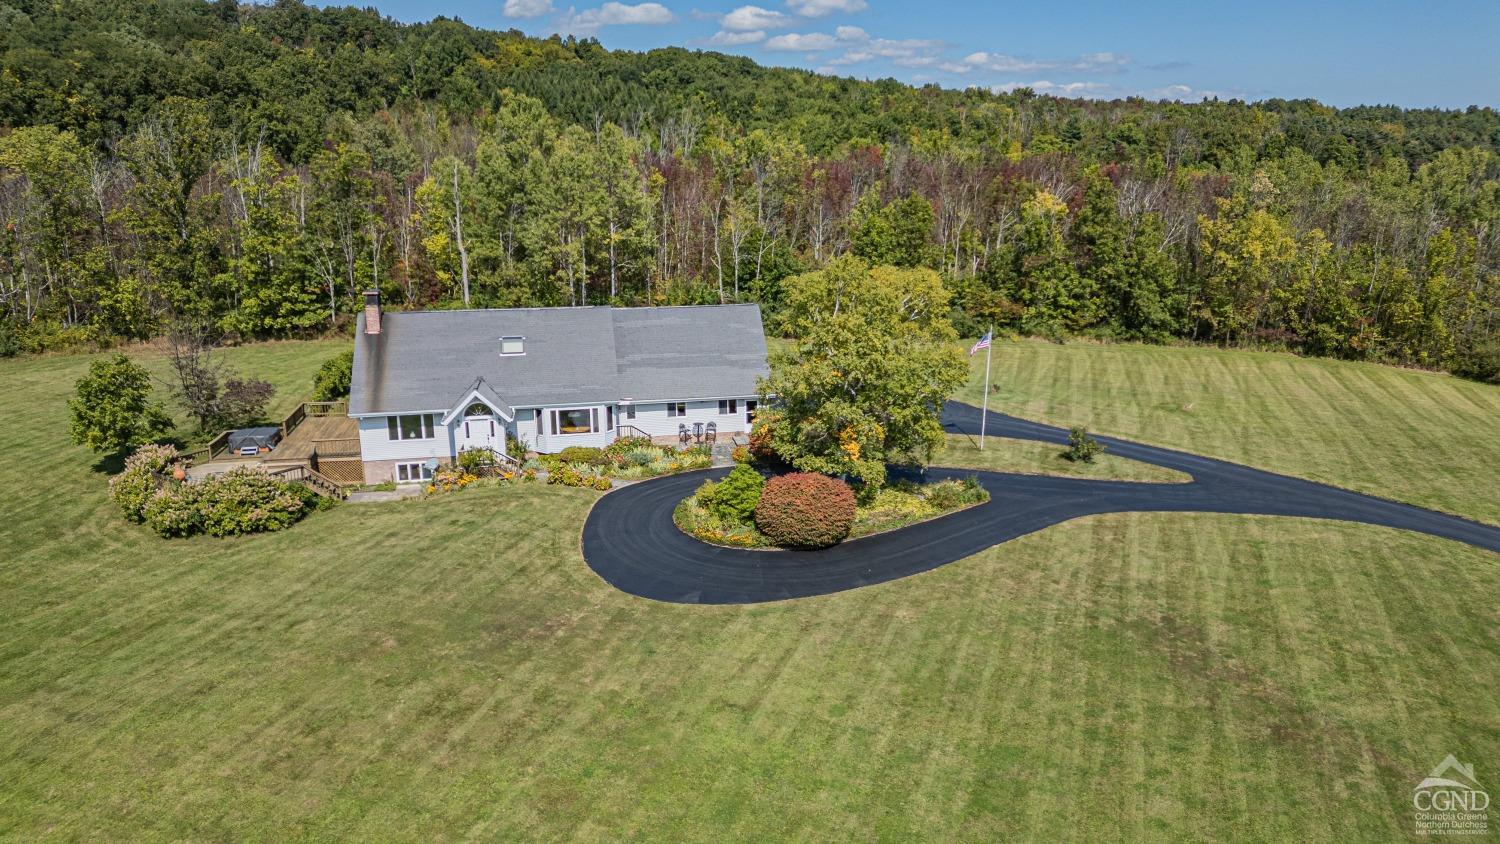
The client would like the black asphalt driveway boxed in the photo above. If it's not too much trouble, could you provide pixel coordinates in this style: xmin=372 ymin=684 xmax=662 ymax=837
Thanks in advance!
xmin=581 ymin=401 xmax=1500 ymax=604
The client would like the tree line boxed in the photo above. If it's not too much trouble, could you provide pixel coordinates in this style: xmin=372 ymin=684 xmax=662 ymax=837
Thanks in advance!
xmin=1 ymin=0 xmax=1496 ymax=380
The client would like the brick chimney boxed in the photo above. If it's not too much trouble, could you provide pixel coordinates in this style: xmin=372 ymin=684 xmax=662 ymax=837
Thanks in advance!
xmin=363 ymin=290 xmax=381 ymax=335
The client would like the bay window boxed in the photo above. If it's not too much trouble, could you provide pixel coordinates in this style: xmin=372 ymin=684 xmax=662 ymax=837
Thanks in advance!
xmin=550 ymin=408 xmax=597 ymax=435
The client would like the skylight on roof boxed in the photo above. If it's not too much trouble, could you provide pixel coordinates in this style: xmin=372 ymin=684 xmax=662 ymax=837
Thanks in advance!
xmin=500 ymin=336 xmax=524 ymax=356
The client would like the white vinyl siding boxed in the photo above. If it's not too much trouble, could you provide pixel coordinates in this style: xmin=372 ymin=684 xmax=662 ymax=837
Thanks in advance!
xmin=358 ymin=416 xmax=454 ymax=463
xmin=622 ymin=399 xmax=756 ymax=440
xmin=387 ymin=413 xmax=436 ymax=440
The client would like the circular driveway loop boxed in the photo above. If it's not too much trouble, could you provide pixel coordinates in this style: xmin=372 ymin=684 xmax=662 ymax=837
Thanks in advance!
xmin=582 ymin=402 xmax=1500 ymax=604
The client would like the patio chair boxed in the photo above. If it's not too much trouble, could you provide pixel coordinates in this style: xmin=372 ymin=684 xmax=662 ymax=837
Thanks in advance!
xmin=705 ymin=421 xmax=717 ymax=444
xmin=678 ymin=423 xmax=691 ymax=445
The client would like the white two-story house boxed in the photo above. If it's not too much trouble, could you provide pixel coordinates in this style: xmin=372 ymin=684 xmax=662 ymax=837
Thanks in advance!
xmin=348 ymin=292 xmax=770 ymax=484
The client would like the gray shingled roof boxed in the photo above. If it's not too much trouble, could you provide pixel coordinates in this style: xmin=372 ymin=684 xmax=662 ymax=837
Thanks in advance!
xmin=349 ymin=304 xmax=768 ymax=416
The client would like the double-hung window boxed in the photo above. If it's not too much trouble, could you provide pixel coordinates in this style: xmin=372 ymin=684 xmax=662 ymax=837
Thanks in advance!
xmin=666 ymin=402 xmax=687 ymax=418
xmin=387 ymin=413 xmax=435 ymax=440
xmin=717 ymin=399 xmax=738 ymax=415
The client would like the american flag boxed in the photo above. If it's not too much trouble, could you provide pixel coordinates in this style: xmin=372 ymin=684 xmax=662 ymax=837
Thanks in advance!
xmin=969 ymin=332 xmax=992 ymax=357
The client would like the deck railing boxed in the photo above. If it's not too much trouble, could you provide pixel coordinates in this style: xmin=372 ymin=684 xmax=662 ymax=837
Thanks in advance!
xmin=615 ymin=424 xmax=650 ymax=441
xmin=181 ymin=429 xmax=234 ymax=466
xmin=267 ymin=463 xmax=349 ymax=499
xmin=183 ymin=400 xmax=352 ymax=467
xmin=280 ymin=400 xmax=348 ymax=439
xmin=310 ymin=437 xmax=362 ymax=458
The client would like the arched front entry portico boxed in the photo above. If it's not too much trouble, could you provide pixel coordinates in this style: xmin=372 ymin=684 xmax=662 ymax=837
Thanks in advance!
xmin=457 ymin=401 xmax=503 ymax=455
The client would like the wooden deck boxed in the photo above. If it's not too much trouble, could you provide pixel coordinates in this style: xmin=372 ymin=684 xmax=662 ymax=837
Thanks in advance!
xmin=274 ymin=414 xmax=359 ymax=461
xmin=179 ymin=401 xmax=361 ymax=494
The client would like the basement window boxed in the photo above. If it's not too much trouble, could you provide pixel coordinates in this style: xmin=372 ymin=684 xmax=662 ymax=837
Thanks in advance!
xmin=500 ymin=336 xmax=525 ymax=356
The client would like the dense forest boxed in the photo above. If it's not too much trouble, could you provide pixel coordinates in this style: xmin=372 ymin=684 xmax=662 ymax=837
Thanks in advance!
xmin=2 ymin=0 xmax=1498 ymax=379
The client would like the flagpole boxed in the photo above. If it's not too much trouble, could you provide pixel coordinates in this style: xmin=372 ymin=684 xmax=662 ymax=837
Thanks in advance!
xmin=979 ymin=324 xmax=992 ymax=450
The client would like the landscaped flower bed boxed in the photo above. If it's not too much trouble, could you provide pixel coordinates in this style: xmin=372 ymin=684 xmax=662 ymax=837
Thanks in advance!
xmin=527 ymin=439 xmax=714 ymax=489
xmin=674 ymin=467 xmax=990 ymax=550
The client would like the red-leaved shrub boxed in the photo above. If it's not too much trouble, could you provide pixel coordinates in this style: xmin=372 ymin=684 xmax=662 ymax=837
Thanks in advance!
xmin=753 ymin=472 xmax=856 ymax=548
xmin=747 ymin=421 xmax=778 ymax=462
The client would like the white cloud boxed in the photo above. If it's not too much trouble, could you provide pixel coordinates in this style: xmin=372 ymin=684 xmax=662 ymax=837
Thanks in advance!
xmin=819 ymin=26 xmax=946 ymax=67
xmin=560 ymin=2 xmax=674 ymax=33
xmin=1077 ymin=52 xmax=1129 ymax=70
xmin=763 ymin=31 xmax=840 ymax=51
xmin=708 ymin=29 xmax=767 ymax=45
xmin=990 ymin=79 xmax=1115 ymax=97
xmin=786 ymin=0 xmax=867 ymax=17
xmin=721 ymin=5 xmax=791 ymax=31
xmin=504 ymin=0 xmax=554 ymax=17
xmin=948 ymin=50 xmax=1131 ymax=75
xmin=982 ymin=79 xmax=1225 ymax=101
xmin=1144 ymin=83 xmax=1227 ymax=101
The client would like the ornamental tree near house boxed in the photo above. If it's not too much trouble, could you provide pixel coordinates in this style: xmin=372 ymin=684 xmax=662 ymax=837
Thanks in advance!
xmin=69 ymin=353 xmax=174 ymax=454
xmin=757 ymin=256 xmax=968 ymax=490
xmin=166 ymin=321 xmax=275 ymax=431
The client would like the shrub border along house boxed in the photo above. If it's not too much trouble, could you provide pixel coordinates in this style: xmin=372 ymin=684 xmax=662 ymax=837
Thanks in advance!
xmin=419 ymin=439 xmax=715 ymax=497
xmin=674 ymin=468 xmax=989 ymax=550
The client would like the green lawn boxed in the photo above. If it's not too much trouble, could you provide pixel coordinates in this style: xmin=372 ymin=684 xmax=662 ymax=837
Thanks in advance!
xmin=934 ymin=434 xmax=1191 ymax=483
xmin=958 ymin=338 xmax=1500 ymax=524
xmin=1 ymin=340 xmax=1497 ymax=841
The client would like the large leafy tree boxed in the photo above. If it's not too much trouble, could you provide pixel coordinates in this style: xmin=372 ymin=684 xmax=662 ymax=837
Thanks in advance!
xmin=69 ymin=353 xmax=174 ymax=454
xmin=850 ymin=190 xmax=936 ymax=269
xmin=115 ymin=97 xmax=224 ymax=320
xmin=220 ymin=148 xmax=323 ymax=335
xmin=758 ymin=257 xmax=967 ymax=490
xmin=1015 ymin=189 xmax=1098 ymax=333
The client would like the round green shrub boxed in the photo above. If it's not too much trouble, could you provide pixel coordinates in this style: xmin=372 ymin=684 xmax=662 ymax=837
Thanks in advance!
xmin=705 ymin=464 xmax=764 ymax=524
xmin=557 ymin=446 xmax=606 ymax=465
xmin=312 ymin=349 xmax=354 ymax=400
xmin=753 ymin=472 xmax=856 ymax=549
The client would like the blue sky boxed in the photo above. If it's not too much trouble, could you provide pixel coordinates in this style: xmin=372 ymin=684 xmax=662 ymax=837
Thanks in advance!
xmin=355 ymin=0 xmax=1498 ymax=108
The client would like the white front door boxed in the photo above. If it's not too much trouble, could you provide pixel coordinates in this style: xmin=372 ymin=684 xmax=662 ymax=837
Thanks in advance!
xmin=459 ymin=403 xmax=500 ymax=455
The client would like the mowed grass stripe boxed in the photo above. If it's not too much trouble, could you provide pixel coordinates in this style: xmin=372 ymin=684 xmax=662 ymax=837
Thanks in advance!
xmin=959 ymin=339 xmax=1500 ymax=523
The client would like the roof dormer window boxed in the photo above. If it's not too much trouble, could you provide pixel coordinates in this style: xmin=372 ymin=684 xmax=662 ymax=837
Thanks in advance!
xmin=500 ymin=336 xmax=524 ymax=356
